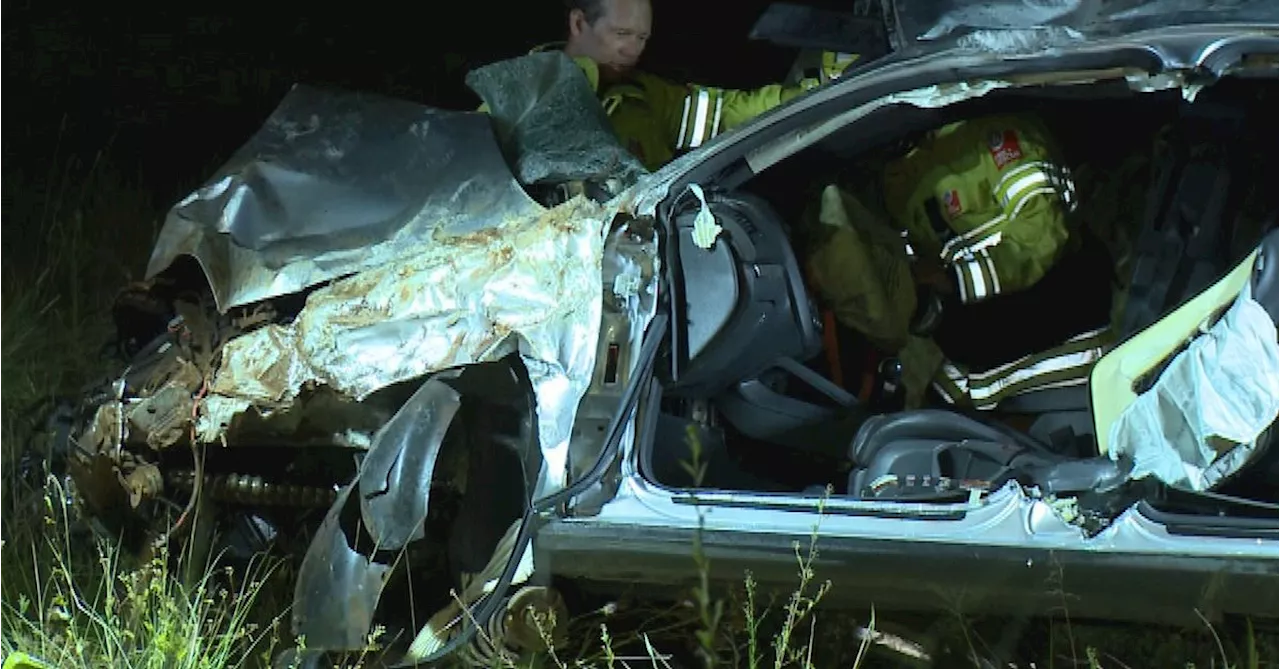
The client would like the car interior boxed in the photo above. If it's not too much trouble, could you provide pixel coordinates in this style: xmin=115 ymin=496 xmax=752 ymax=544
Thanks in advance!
xmin=642 ymin=71 xmax=1279 ymax=533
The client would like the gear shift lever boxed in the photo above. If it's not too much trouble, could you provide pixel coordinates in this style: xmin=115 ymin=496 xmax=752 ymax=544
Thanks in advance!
xmin=871 ymin=357 xmax=905 ymax=412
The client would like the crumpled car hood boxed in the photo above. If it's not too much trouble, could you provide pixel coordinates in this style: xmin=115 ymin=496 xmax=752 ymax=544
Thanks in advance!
xmin=147 ymin=84 xmax=550 ymax=313
xmin=147 ymin=51 xmax=648 ymax=315
xmin=198 ymin=193 xmax=614 ymax=495
xmin=143 ymin=52 xmax=657 ymax=499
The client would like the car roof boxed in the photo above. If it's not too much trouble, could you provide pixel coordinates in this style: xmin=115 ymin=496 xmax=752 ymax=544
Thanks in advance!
xmin=888 ymin=0 xmax=1279 ymax=50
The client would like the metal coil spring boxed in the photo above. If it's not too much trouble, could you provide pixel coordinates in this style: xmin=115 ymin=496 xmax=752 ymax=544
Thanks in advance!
xmin=167 ymin=470 xmax=338 ymax=508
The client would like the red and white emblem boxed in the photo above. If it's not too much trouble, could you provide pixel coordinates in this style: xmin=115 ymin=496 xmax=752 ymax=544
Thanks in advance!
xmin=987 ymin=129 xmax=1023 ymax=170
xmin=942 ymin=189 xmax=963 ymax=217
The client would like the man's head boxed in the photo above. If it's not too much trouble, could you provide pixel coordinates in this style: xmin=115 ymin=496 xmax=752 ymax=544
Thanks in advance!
xmin=563 ymin=0 xmax=652 ymax=82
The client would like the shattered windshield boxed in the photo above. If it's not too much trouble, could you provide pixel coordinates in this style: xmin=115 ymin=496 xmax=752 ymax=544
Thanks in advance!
xmin=466 ymin=51 xmax=649 ymax=190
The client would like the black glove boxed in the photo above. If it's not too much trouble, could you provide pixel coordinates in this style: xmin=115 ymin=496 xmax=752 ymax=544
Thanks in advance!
xmin=909 ymin=285 xmax=945 ymax=336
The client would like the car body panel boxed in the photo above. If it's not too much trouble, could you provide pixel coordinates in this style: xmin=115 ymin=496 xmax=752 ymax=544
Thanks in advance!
xmin=65 ymin=51 xmax=672 ymax=661
xmin=538 ymin=516 xmax=1277 ymax=625
xmin=131 ymin=57 xmax=665 ymax=507
xmin=633 ymin=15 xmax=1278 ymax=217
xmin=148 ymin=55 xmax=650 ymax=316
xmin=56 ymin=3 xmax=1280 ymax=662
xmin=887 ymin=0 xmax=1279 ymax=50
xmin=538 ymin=3 xmax=1280 ymax=631
xmin=195 ymin=191 xmax=613 ymax=498
xmin=147 ymin=84 xmax=545 ymax=313
xmin=579 ymin=464 xmax=1277 ymax=561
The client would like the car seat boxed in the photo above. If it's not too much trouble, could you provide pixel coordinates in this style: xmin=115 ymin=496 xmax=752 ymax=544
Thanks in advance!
xmin=848 ymin=227 xmax=1277 ymax=505
xmin=991 ymin=102 xmax=1268 ymax=448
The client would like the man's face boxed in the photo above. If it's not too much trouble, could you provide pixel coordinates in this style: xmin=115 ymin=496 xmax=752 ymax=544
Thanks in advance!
xmin=567 ymin=0 xmax=652 ymax=81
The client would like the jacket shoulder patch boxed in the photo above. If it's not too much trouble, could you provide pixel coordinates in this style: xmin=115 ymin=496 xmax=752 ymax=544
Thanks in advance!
xmin=942 ymin=188 xmax=963 ymax=218
xmin=987 ymin=129 xmax=1023 ymax=170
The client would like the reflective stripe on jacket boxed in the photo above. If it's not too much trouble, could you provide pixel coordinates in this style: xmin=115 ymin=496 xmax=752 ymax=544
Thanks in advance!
xmin=512 ymin=43 xmax=816 ymax=170
xmin=882 ymin=114 xmax=1078 ymax=305
xmin=932 ymin=326 xmax=1112 ymax=410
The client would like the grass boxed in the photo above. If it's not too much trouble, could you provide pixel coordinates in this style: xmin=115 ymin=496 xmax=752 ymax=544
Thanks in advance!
xmin=2 ymin=146 xmax=1277 ymax=669
xmin=1 ymin=476 xmax=286 ymax=668
xmin=0 ymin=140 xmax=285 ymax=667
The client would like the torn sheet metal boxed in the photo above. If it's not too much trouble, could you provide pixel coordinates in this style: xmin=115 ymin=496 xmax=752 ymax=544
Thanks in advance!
xmin=466 ymin=51 xmax=648 ymax=190
xmin=1108 ymin=282 xmax=1280 ymax=491
xmin=146 ymin=84 xmax=545 ymax=312
xmin=908 ymin=0 xmax=1084 ymax=42
xmin=291 ymin=475 xmax=390 ymax=651
xmin=198 ymin=194 xmax=611 ymax=495
xmin=356 ymin=374 xmax=462 ymax=551
xmin=953 ymin=26 xmax=1085 ymax=53
xmin=293 ymin=373 xmax=463 ymax=649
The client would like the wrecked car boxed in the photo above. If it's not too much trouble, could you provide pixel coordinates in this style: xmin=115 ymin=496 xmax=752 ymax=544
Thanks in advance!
xmin=47 ymin=0 xmax=1278 ymax=665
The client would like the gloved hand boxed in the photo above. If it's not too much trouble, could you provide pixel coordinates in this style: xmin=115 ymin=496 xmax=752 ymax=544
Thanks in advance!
xmin=910 ymin=256 xmax=954 ymax=294
xmin=821 ymin=51 xmax=860 ymax=82
xmin=909 ymin=285 xmax=945 ymax=337
xmin=797 ymin=51 xmax=861 ymax=90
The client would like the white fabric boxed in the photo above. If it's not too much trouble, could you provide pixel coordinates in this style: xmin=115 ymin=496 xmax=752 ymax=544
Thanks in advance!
xmin=1108 ymin=282 xmax=1280 ymax=491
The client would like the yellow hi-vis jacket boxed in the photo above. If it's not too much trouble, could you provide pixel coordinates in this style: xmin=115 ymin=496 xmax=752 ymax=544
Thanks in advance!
xmin=882 ymin=114 xmax=1079 ymax=305
xmin=481 ymin=43 xmax=820 ymax=171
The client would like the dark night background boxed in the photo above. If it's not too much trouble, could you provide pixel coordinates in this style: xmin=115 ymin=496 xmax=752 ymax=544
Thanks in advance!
xmin=4 ymin=0 xmax=840 ymax=215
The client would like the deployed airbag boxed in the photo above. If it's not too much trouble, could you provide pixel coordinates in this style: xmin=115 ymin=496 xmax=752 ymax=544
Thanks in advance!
xmin=1108 ymin=282 xmax=1280 ymax=491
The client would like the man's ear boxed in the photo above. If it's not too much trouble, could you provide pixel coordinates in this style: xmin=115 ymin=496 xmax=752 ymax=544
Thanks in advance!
xmin=568 ymin=8 xmax=588 ymax=37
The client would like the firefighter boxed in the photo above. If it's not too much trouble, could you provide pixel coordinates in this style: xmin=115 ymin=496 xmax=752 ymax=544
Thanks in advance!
xmin=803 ymin=113 xmax=1116 ymax=410
xmin=486 ymin=0 xmax=848 ymax=171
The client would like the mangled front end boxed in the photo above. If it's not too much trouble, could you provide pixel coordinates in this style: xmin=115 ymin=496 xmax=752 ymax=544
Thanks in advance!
xmin=63 ymin=60 xmax=659 ymax=660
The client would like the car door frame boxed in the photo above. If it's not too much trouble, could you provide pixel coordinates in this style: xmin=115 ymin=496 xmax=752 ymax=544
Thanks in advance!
xmin=535 ymin=18 xmax=1280 ymax=629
